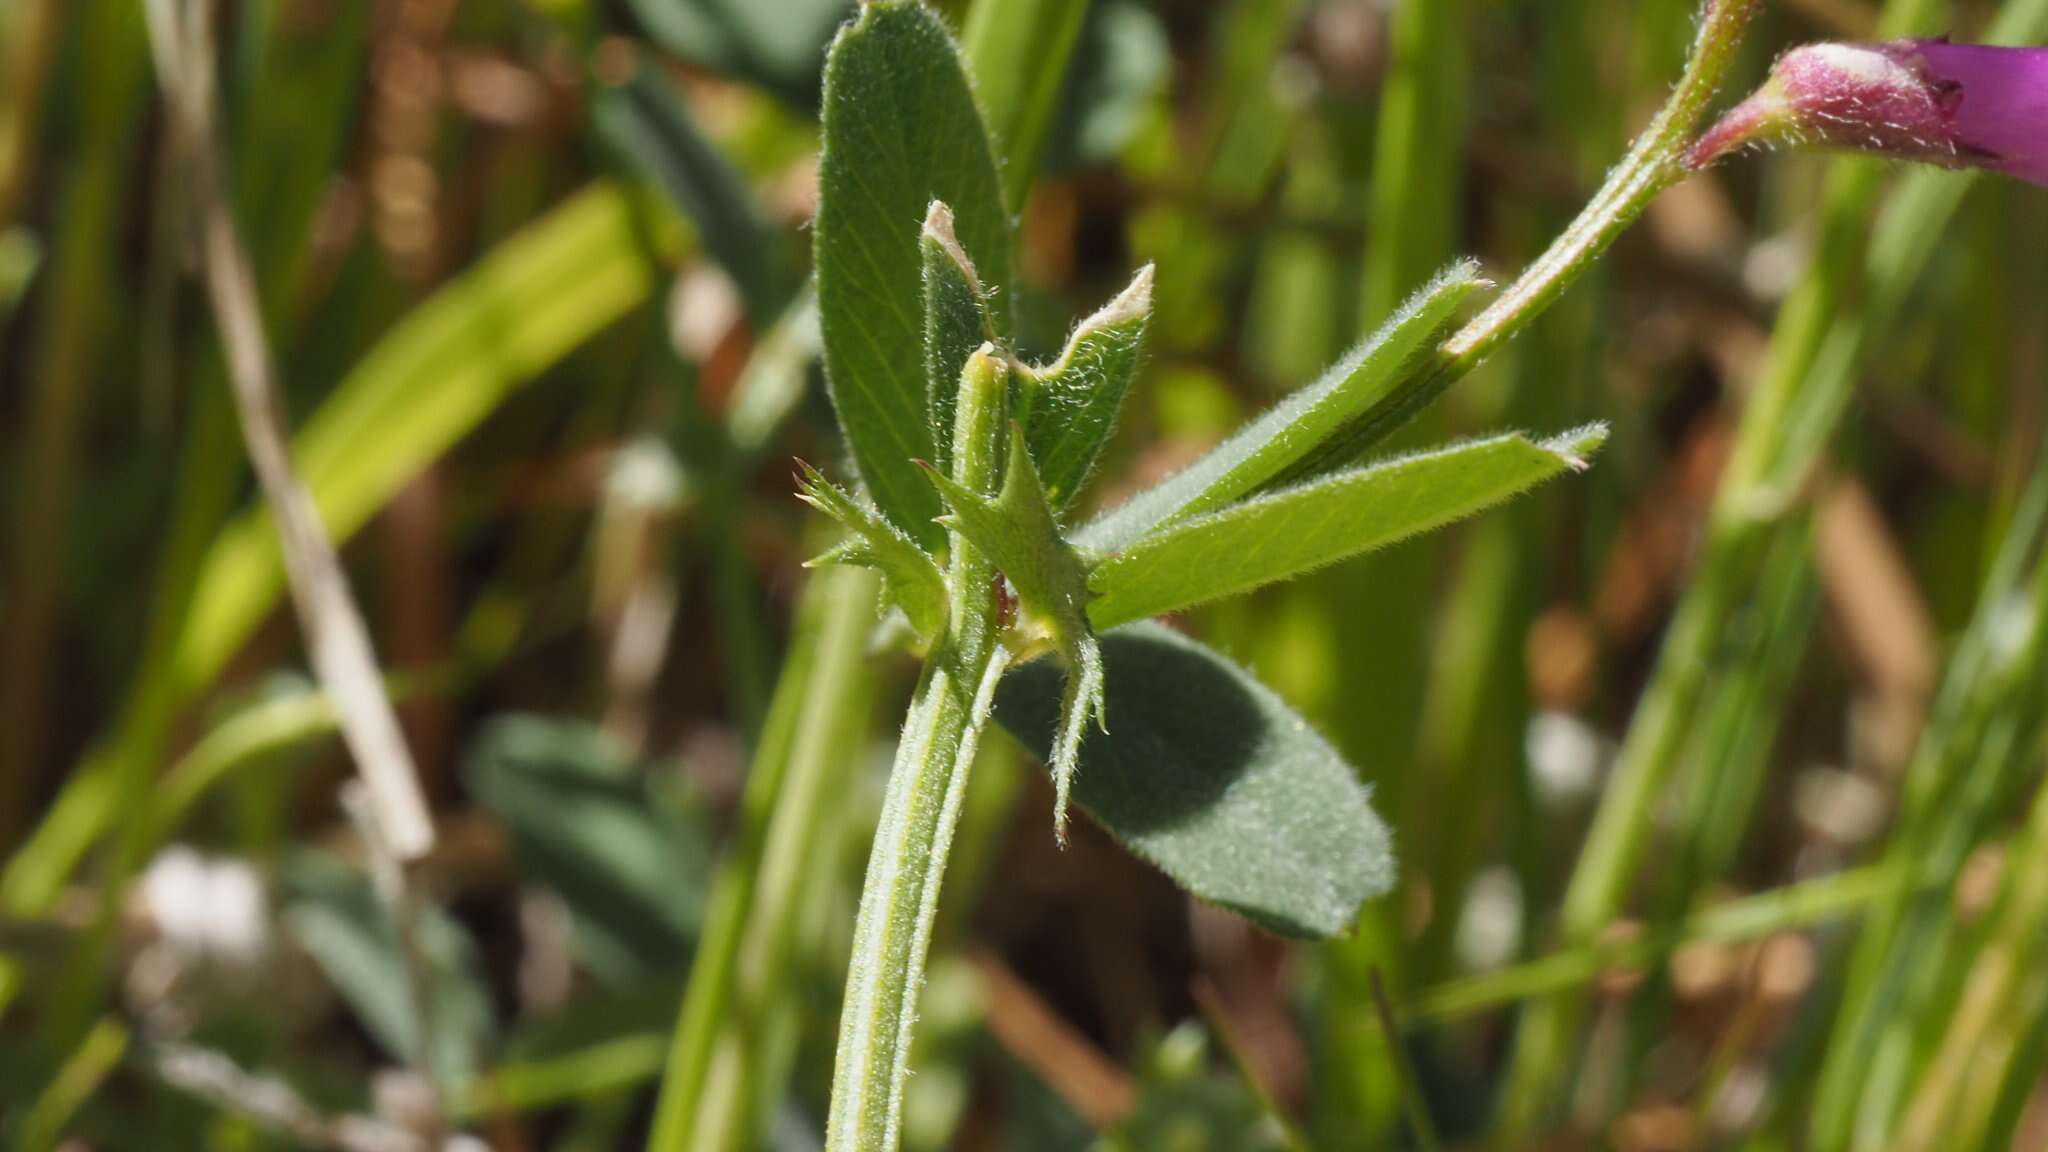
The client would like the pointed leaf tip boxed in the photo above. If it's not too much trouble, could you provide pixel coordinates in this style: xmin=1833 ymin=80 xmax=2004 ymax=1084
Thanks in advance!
xmin=794 ymin=461 xmax=948 ymax=644
xmin=1018 ymin=266 xmax=1156 ymax=513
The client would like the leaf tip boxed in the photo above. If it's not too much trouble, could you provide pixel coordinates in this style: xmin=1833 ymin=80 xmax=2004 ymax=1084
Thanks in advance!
xmin=921 ymin=200 xmax=986 ymax=296
xmin=1545 ymin=422 xmax=1611 ymax=472
xmin=1077 ymin=265 xmax=1155 ymax=336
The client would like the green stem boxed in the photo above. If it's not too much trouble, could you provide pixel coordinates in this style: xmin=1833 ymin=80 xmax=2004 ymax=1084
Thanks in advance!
xmin=825 ymin=351 xmax=1011 ymax=1152
xmin=1437 ymin=0 xmax=1755 ymax=376
xmin=649 ymin=560 xmax=876 ymax=1150
xmin=1289 ymin=0 xmax=1759 ymax=482
xmin=1413 ymin=864 xmax=1907 ymax=1022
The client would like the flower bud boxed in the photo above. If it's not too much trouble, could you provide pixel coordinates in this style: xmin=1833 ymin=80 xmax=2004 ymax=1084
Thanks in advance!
xmin=1687 ymin=40 xmax=2048 ymax=186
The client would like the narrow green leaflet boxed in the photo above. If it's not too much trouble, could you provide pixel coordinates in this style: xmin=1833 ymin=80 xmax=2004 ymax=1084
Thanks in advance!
xmin=816 ymin=0 xmax=1012 ymax=552
xmin=1087 ymin=425 xmax=1608 ymax=631
xmin=922 ymin=203 xmax=997 ymax=477
xmin=595 ymin=66 xmax=791 ymax=321
xmin=1019 ymin=265 xmax=1153 ymax=513
xmin=283 ymin=852 xmax=496 ymax=1089
xmin=994 ymin=622 xmax=1394 ymax=938
xmin=924 ymin=432 xmax=1103 ymax=838
xmin=1075 ymin=260 xmax=1483 ymax=554
xmin=463 ymin=717 xmax=712 ymax=985
xmin=797 ymin=461 xmax=949 ymax=645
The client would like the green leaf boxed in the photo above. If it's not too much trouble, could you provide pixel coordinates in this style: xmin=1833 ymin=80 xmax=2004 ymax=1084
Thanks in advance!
xmin=1075 ymin=261 xmax=1483 ymax=554
xmin=1019 ymin=265 xmax=1153 ymax=514
xmin=623 ymin=0 xmax=852 ymax=112
xmin=925 ymin=432 xmax=1103 ymax=837
xmin=595 ymin=66 xmax=792 ymax=321
xmin=463 ymin=716 xmax=712 ymax=985
xmin=796 ymin=461 xmax=949 ymax=644
xmin=1087 ymin=426 xmax=1605 ymax=631
xmin=994 ymin=622 xmax=1393 ymax=938
xmin=816 ymin=0 xmax=1012 ymax=553
xmin=922 ymin=203 xmax=998 ymax=478
xmin=283 ymin=851 xmax=496 ymax=1088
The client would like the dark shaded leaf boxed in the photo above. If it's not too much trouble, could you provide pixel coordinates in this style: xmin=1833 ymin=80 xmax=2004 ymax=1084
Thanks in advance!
xmin=623 ymin=0 xmax=852 ymax=112
xmin=995 ymin=622 xmax=1393 ymax=938
xmin=464 ymin=716 xmax=712 ymax=984
xmin=282 ymin=852 xmax=495 ymax=1088
xmin=594 ymin=67 xmax=792 ymax=321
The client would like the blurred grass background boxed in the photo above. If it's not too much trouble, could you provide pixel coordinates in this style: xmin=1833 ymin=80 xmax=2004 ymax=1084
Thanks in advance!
xmin=2 ymin=0 xmax=2047 ymax=1147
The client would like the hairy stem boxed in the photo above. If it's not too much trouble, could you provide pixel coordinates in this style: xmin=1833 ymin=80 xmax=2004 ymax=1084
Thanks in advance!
xmin=1282 ymin=0 xmax=1759 ymax=483
xmin=826 ymin=351 xmax=1011 ymax=1151
xmin=1441 ymin=0 xmax=1757 ymax=373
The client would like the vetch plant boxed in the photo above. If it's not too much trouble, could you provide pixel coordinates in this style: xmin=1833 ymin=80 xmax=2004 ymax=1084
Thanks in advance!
xmin=797 ymin=1 xmax=2046 ymax=1148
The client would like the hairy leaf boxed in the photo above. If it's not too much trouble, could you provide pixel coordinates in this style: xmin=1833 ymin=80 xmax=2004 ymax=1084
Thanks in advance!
xmin=1088 ymin=425 xmax=1608 ymax=630
xmin=1075 ymin=261 xmax=1483 ymax=554
xmin=922 ymin=203 xmax=998 ymax=477
xmin=797 ymin=461 xmax=949 ymax=644
xmin=995 ymin=623 xmax=1394 ymax=938
xmin=816 ymin=0 xmax=1011 ymax=552
xmin=925 ymin=434 xmax=1103 ymax=836
xmin=1020 ymin=265 xmax=1153 ymax=514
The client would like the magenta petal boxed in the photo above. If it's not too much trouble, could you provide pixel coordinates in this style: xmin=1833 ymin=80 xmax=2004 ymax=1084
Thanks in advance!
xmin=1910 ymin=41 xmax=2048 ymax=186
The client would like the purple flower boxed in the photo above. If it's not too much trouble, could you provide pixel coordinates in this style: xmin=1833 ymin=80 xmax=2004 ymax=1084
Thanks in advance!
xmin=1688 ymin=40 xmax=2048 ymax=186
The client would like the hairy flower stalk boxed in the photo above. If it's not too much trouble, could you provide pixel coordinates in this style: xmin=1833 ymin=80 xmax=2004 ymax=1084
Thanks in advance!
xmin=825 ymin=348 xmax=1013 ymax=1151
xmin=1689 ymin=40 xmax=2048 ymax=185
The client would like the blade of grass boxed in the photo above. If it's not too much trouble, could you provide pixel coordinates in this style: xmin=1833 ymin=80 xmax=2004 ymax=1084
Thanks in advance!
xmin=649 ymin=562 xmax=877 ymax=1151
xmin=17 ymin=1018 xmax=129 ymax=1152
xmin=0 ymin=1 xmax=147 ymax=847
xmin=1413 ymin=865 xmax=1907 ymax=1022
xmin=963 ymin=0 xmax=1092 ymax=210
xmin=1493 ymin=0 xmax=1983 ymax=1131
xmin=0 ymin=180 xmax=688 ymax=1016
xmin=177 ymin=181 xmax=683 ymax=696
xmin=1811 ymin=453 xmax=2048 ymax=1150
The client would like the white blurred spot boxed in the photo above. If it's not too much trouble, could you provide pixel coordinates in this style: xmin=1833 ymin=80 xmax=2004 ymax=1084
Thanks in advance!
xmin=141 ymin=847 xmax=269 ymax=967
xmin=1456 ymin=866 xmax=1524 ymax=973
xmin=607 ymin=435 xmax=685 ymax=513
xmin=1527 ymin=710 xmax=1607 ymax=807
xmin=1791 ymin=766 xmax=1888 ymax=847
